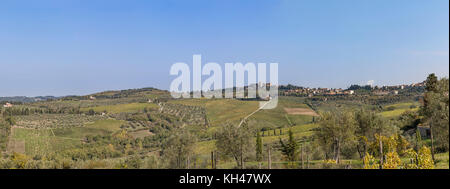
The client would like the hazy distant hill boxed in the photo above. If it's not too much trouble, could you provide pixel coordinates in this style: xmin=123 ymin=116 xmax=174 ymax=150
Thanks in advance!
xmin=0 ymin=87 xmax=169 ymax=103
xmin=0 ymin=96 xmax=57 ymax=103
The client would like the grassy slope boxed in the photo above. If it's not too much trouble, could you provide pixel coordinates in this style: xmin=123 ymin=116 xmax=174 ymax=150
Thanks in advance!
xmin=171 ymin=97 xmax=316 ymax=130
xmin=435 ymin=152 xmax=450 ymax=169
xmin=251 ymin=97 xmax=314 ymax=129
xmin=379 ymin=102 xmax=420 ymax=118
xmin=12 ymin=128 xmax=81 ymax=155
xmin=84 ymin=119 xmax=126 ymax=132
xmin=175 ymin=97 xmax=319 ymax=161
xmin=11 ymin=119 xmax=125 ymax=155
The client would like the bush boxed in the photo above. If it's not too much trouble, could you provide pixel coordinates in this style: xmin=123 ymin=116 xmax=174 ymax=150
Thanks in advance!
xmin=386 ymin=106 xmax=396 ymax=111
xmin=11 ymin=152 xmax=29 ymax=169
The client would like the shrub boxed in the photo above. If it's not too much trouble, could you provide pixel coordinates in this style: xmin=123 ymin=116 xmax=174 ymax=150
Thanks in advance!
xmin=386 ymin=106 xmax=396 ymax=111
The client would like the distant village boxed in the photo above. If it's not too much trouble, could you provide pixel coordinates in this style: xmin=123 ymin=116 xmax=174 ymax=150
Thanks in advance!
xmin=279 ymin=81 xmax=425 ymax=97
xmin=1 ymin=82 xmax=427 ymax=108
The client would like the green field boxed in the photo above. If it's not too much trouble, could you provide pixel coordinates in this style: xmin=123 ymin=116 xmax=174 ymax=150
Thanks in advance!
xmin=379 ymin=102 xmax=420 ymax=118
xmin=384 ymin=102 xmax=419 ymax=109
xmin=84 ymin=119 xmax=126 ymax=132
xmin=80 ymin=103 xmax=159 ymax=113
xmin=251 ymin=98 xmax=315 ymax=129
xmin=171 ymin=97 xmax=317 ymax=135
xmin=11 ymin=128 xmax=81 ymax=155
xmin=9 ymin=119 xmax=126 ymax=155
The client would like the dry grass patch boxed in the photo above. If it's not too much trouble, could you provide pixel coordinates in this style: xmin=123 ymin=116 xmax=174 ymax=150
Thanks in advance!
xmin=284 ymin=108 xmax=319 ymax=116
xmin=7 ymin=139 xmax=25 ymax=154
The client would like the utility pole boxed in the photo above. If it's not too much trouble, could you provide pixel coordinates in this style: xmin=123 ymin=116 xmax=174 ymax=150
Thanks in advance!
xmin=379 ymin=137 xmax=383 ymax=169
xmin=430 ymin=122 xmax=435 ymax=162
xmin=240 ymin=143 xmax=244 ymax=169
xmin=301 ymin=142 xmax=304 ymax=169
xmin=214 ymin=151 xmax=218 ymax=169
xmin=307 ymin=154 xmax=310 ymax=169
xmin=211 ymin=151 xmax=215 ymax=169
xmin=268 ymin=144 xmax=272 ymax=169
xmin=187 ymin=156 xmax=190 ymax=169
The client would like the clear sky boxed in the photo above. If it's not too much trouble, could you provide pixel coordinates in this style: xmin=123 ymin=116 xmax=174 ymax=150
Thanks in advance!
xmin=0 ymin=0 xmax=448 ymax=96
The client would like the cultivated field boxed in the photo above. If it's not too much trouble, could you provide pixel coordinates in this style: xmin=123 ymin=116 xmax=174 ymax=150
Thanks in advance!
xmin=80 ymin=103 xmax=159 ymax=114
xmin=284 ymin=108 xmax=319 ymax=116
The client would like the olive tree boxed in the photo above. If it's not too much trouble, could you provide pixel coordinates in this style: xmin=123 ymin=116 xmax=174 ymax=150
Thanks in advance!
xmin=216 ymin=122 xmax=254 ymax=169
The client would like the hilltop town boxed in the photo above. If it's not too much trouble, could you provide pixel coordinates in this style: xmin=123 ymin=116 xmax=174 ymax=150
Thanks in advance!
xmin=279 ymin=82 xmax=425 ymax=97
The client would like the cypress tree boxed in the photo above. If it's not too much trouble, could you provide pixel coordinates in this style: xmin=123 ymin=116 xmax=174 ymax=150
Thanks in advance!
xmin=256 ymin=132 xmax=263 ymax=162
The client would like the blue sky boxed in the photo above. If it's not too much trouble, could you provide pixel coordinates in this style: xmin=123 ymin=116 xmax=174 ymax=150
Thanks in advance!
xmin=0 ymin=0 xmax=448 ymax=96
